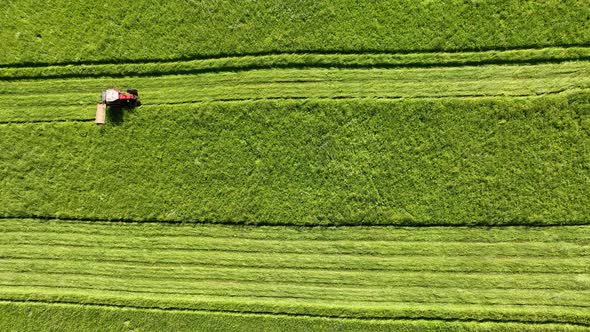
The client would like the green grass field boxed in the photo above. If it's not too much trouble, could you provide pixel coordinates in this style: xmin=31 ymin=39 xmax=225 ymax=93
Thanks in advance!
xmin=1 ymin=0 xmax=589 ymax=330
xmin=1 ymin=0 xmax=588 ymax=64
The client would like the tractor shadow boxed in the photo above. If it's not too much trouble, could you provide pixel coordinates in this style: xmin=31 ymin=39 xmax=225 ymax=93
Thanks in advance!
xmin=106 ymin=106 xmax=136 ymax=125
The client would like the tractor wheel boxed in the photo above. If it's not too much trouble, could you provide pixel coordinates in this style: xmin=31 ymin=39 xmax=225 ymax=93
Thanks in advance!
xmin=127 ymin=88 xmax=138 ymax=96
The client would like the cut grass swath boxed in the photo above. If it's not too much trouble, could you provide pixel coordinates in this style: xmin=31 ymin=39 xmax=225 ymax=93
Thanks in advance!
xmin=0 ymin=218 xmax=588 ymax=327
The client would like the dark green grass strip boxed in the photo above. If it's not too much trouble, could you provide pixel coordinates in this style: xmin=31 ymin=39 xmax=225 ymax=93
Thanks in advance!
xmin=1 ymin=301 xmax=588 ymax=332
xmin=1 ymin=0 xmax=588 ymax=65
xmin=1 ymin=94 xmax=588 ymax=226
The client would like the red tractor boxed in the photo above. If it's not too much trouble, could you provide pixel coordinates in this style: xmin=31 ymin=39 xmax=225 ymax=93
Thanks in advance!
xmin=101 ymin=88 xmax=140 ymax=107
xmin=96 ymin=88 xmax=140 ymax=125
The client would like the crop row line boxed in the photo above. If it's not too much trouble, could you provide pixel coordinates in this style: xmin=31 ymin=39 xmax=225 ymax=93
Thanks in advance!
xmin=1 ymin=214 xmax=589 ymax=228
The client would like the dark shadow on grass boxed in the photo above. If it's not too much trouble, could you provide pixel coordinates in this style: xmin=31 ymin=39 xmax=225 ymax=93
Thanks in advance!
xmin=106 ymin=106 xmax=125 ymax=125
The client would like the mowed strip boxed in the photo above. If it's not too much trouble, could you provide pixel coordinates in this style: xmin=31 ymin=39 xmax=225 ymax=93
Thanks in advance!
xmin=0 ymin=219 xmax=588 ymax=326
xmin=0 ymin=60 xmax=588 ymax=123
xmin=1 ymin=47 xmax=588 ymax=80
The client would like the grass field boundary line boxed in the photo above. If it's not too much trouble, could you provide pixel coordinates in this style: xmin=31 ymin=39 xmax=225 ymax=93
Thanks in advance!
xmin=1 ymin=299 xmax=589 ymax=327
xmin=1 ymin=257 xmax=584 ymax=274
xmin=3 ymin=242 xmax=587 ymax=258
xmin=1 ymin=45 xmax=588 ymax=69
xmin=0 ymin=118 xmax=94 ymax=125
xmin=1 ymin=215 xmax=589 ymax=228
xmin=2 ymin=283 xmax=589 ymax=309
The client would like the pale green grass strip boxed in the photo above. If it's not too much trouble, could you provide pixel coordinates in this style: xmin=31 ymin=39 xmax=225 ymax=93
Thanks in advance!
xmin=0 ymin=219 xmax=588 ymax=325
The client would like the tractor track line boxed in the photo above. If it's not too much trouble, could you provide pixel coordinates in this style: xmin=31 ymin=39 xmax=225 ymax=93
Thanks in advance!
xmin=1 ymin=215 xmax=589 ymax=228
xmin=0 ymin=118 xmax=94 ymax=125
xmin=1 ymin=299 xmax=589 ymax=327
